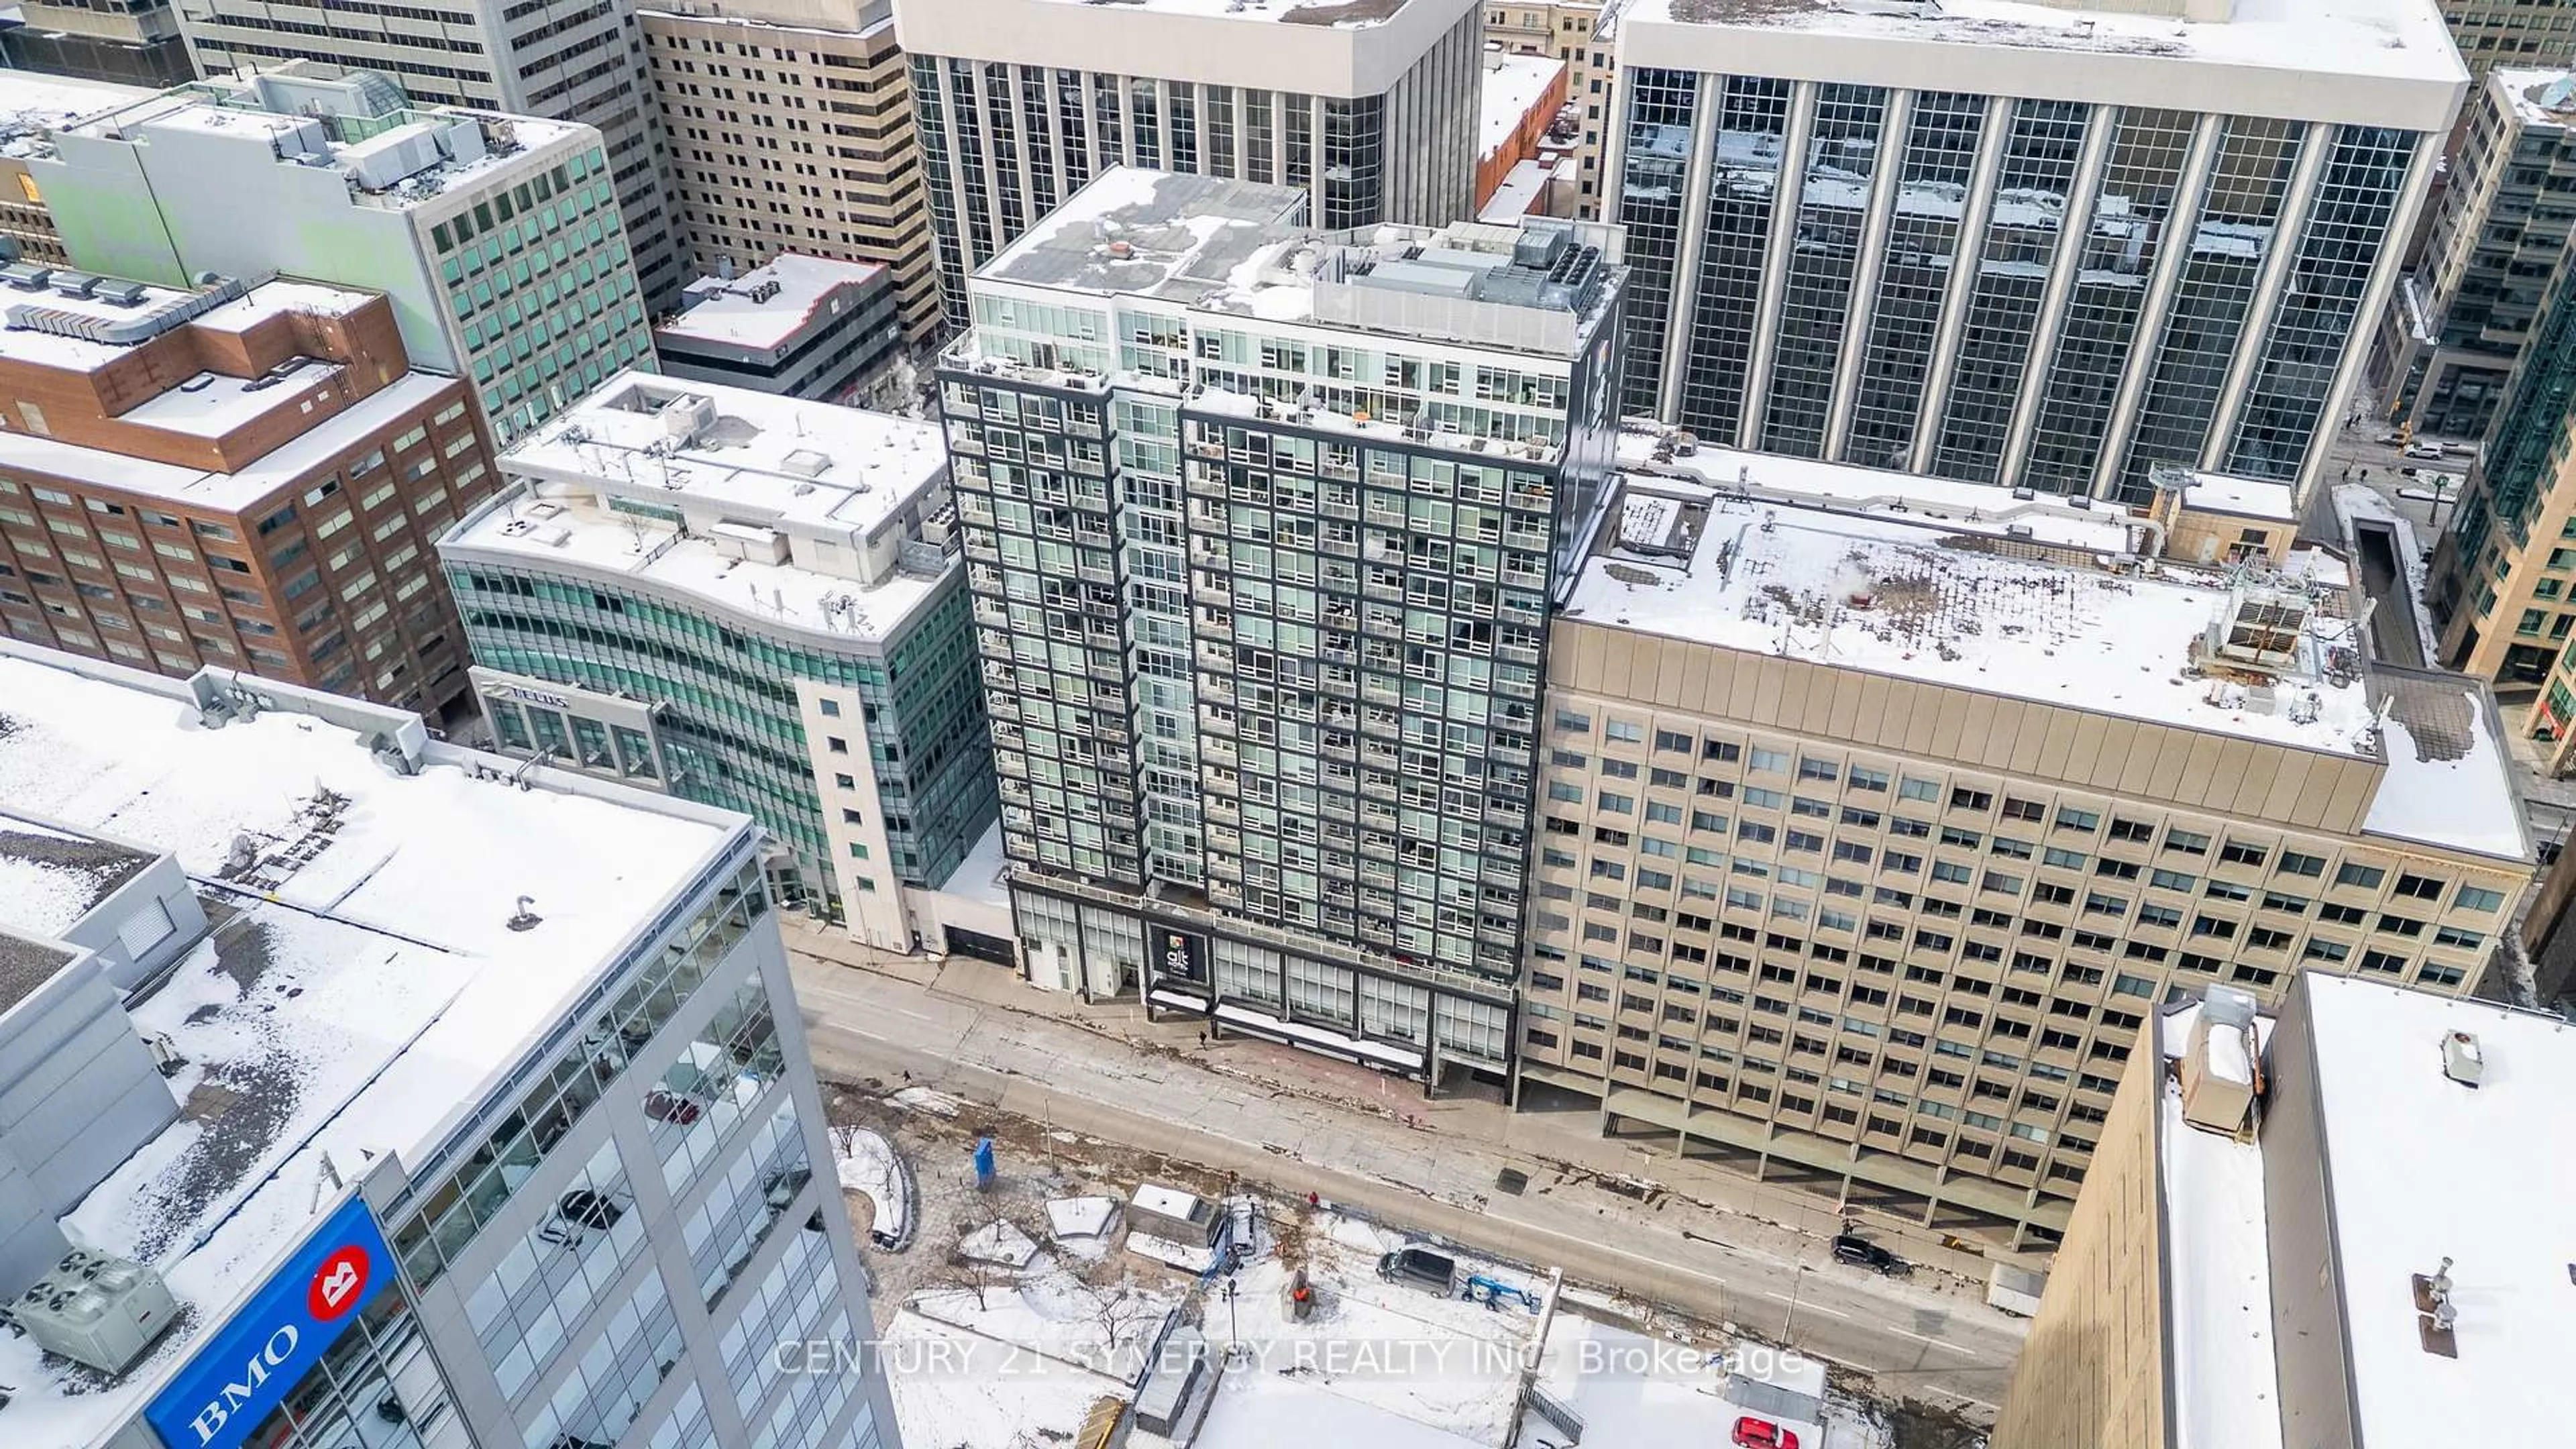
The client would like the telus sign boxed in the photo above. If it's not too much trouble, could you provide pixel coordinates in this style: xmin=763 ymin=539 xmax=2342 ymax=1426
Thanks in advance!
xmin=145 ymin=1195 xmax=392 ymax=1449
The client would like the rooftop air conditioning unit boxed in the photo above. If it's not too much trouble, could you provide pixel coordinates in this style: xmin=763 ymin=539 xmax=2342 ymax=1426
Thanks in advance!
xmin=2181 ymin=985 xmax=2260 ymax=1136
xmin=11 ymin=1249 xmax=181 ymax=1375
xmin=659 ymin=392 xmax=716 ymax=444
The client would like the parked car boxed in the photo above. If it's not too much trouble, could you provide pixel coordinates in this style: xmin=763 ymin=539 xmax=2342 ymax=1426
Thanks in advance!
xmin=1831 ymin=1233 xmax=1908 ymax=1276
xmin=1377 ymin=1244 xmax=1460 ymax=1294
xmin=2403 ymin=441 xmax=2446 ymax=460
xmin=1733 ymin=1415 xmax=1801 ymax=1449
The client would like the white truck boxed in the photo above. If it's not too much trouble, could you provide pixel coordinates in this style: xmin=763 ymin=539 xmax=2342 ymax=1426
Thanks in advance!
xmin=1988 ymin=1263 xmax=2048 ymax=1318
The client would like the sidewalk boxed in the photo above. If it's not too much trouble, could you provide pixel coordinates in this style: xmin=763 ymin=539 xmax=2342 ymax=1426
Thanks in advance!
xmin=783 ymin=918 xmax=2014 ymax=1286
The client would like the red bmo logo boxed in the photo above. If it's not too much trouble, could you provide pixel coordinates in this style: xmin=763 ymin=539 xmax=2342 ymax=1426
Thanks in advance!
xmin=307 ymin=1245 xmax=370 ymax=1322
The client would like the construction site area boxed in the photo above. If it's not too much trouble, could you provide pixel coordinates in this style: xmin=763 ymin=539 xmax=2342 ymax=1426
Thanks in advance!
xmin=820 ymin=1075 xmax=1951 ymax=1449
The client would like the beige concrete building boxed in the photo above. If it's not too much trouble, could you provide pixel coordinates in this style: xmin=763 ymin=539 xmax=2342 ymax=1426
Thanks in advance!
xmin=1992 ymin=971 xmax=2571 ymax=1449
xmin=1519 ymin=437 xmax=2532 ymax=1248
xmin=641 ymin=0 xmax=944 ymax=345
xmin=1482 ymin=1 xmax=1610 ymax=215
xmin=2439 ymin=0 xmax=2576 ymax=85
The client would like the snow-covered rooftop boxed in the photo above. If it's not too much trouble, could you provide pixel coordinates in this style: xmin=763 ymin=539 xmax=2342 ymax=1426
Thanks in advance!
xmin=1619 ymin=429 xmax=2144 ymax=553
xmin=2167 ymin=468 xmax=2297 ymax=523
xmin=450 ymin=373 xmax=953 ymax=643
xmin=0 ymin=810 xmax=155 ymax=948
xmin=2157 ymin=1000 xmax=2281 ymax=1449
xmin=1620 ymin=0 xmax=2466 ymax=90
xmin=2494 ymin=66 xmax=2576 ymax=127
xmin=2159 ymin=974 xmax=2576 ymax=1449
xmin=1568 ymin=479 xmax=2394 ymax=753
xmin=2363 ymin=675 xmax=2528 ymax=861
xmin=658 ymin=254 xmax=889 ymax=352
xmin=0 ymin=647 xmax=739 ymax=1448
xmin=979 ymin=167 xmax=1619 ymax=347
xmin=1477 ymin=158 xmax=1556 ymax=225
xmin=1478 ymin=54 xmax=1562 ymax=162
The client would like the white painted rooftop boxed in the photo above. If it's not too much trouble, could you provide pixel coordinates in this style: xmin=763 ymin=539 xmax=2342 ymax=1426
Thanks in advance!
xmin=1478 ymin=54 xmax=1562 ymax=162
xmin=659 ymin=254 xmax=889 ymax=352
xmin=2160 ymin=974 xmax=2576 ymax=1449
xmin=0 ymin=647 xmax=738 ymax=1448
xmin=452 ymin=373 xmax=952 ymax=643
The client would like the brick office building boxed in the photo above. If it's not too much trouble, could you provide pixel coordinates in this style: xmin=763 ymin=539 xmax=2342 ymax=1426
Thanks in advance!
xmin=0 ymin=271 xmax=499 ymax=724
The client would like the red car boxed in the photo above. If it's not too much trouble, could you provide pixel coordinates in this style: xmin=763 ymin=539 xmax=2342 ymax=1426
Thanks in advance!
xmin=1733 ymin=1417 xmax=1799 ymax=1449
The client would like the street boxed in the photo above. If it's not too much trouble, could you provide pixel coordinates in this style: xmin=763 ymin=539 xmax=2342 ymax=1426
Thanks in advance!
xmin=788 ymin=951 xmax=2025 ymax=1417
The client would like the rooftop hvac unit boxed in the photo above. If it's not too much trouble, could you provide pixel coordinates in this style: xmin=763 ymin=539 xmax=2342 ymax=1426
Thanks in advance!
xmin=10 ymin=1249 xmax=181 ymax=1375
xmin=659 ymin=392 xmax=717 ymax=445
xmin=2181 ymin=985 xmax=2261 ymax=1137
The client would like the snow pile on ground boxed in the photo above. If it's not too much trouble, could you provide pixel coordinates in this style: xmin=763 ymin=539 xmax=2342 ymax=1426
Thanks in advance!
xmin=881 ymin=1311 xmax=1126 ymax=1449
xmin=959 ymin=1218 xmax=1040 ymax=1268
xmin=887 ymin=1085 xmax=963 ymax=1117
xmin=1047 ymin=1195 xmax=1120 ymax=1250
xmin=1128 ymin=1229 xmax=1222 ymax=1274
xmin=911 ymin=1251 xmax=1179 ymax=1383
xmin=833 ymin=1124 xmax=913 ymax=1248
xmin=1212 ymin=1212 xmax=1542 ymax=1447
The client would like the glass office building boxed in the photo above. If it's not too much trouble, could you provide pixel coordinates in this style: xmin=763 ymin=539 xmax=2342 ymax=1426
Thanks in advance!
xmin=0 ymin=643 xmax=898 ymax=1449
xmin=941 ymin=168 xmax=1621 ymax=1085
xmin=441 ymin=373 xmax=997 ymax=945
xmin=1601 ymin=2 xmax=2461 ymax=502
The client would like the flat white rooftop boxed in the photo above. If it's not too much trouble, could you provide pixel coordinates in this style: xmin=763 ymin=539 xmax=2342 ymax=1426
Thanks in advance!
xmin=500 ymin=372 xmax=945 ymax=539
xmin=2162 ymin=974 xmax=2576 ymax=1449
xmin=0 ymin=648 xmax=737 ymax=1448
xmin=659 ymin=253 xmax=888 ymax=352
xmin=1613 ymin=0 xmax=2466 ymax=127
xmin=455 ymin=373 xmax=951 ymax=643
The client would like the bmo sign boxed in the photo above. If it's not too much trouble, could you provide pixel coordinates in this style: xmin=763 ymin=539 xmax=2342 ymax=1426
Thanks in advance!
xmin=146 ymin=1195 xmax=393 ymax=1449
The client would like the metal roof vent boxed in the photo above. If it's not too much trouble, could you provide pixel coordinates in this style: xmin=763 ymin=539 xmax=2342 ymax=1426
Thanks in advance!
xmin=2442 ymin=1029 xmax=2485 ymax=1087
